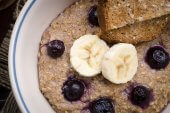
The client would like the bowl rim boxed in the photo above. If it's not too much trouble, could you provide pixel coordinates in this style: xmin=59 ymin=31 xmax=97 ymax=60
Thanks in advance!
xmin=8 ymin=0 xmax=170 ymax=113
xmin=8 ymin=0 xmax=36 ymax=113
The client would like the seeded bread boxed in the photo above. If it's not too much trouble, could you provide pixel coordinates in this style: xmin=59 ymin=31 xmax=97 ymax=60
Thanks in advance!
xmin=100 ymin=15 xmax=170 ymax=44
xmin=98 ymin=0 xmax=170 ymax=31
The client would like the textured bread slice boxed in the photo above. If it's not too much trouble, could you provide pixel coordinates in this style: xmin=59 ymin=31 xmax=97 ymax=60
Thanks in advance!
xmin=98 ymin=0 xmax=170 ymax=31
xmin=100 ymin=15 xmax=169 ymax=44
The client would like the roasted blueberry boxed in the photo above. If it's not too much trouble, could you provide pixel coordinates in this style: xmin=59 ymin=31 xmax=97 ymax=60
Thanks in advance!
xmin=62 ymin=78 xmax=85 ymax=101
xmin=88 ymin=6 xmax=99 ymax=26
xmin=47 ymin=40 xmax=65 ymax=58
xmin=129 ymin=85 xmax=152 ymax=109
xmin=89 ymin=98 xmax=115 ymax=113
xmin=145 ymin=46 xmax=169 ymax=69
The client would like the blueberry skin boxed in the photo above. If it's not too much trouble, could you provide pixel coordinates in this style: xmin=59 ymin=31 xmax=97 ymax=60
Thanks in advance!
xmin=89 ymin=97 xmax=115 ymax=113
xmin=88 ymin=6 xmax=99 ymax=26
xmin=47 ymin=40 xmax=65 ymax=58
xmin=145 ymin=45 xmax=169 ymax=70
xmin=129 ymin=85 xmax=153 ymax=109
xmin=62 ymin=78 xmax=85 ymax=102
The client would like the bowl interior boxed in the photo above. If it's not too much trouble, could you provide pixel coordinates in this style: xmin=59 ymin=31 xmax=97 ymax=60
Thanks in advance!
xmin=9 ymin=0 xmax=77 ymax=113
xmin=9 ymin=0 xmax=170 ymax=113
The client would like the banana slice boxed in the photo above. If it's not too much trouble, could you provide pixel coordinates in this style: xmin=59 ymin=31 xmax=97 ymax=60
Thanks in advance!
xmin=70 ymin=34 xmax=109 ymax=77
xmin=101 ymin=43 xmax=138 ymax=84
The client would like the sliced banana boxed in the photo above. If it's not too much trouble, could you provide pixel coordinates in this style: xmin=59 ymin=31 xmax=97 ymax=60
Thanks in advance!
xmin=70 ymin=34 xmax=109 ymax=77
xmin=101 ymin=43 xmax=138 ymax=84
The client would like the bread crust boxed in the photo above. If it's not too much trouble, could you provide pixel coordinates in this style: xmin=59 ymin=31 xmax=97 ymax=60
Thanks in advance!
xmin=98 ymin=0 xmax=170 ymax=31
xmin=100 ymin=15 xmax=169 ymax=44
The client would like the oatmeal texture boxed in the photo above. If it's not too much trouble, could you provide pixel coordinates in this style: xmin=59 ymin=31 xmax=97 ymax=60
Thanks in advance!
xmin=38 ymin=0 xmax=170 ymax=113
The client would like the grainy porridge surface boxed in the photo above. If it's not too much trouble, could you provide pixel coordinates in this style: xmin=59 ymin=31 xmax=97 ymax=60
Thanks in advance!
xmin=38 ymin=0 xmax=170 ymax=113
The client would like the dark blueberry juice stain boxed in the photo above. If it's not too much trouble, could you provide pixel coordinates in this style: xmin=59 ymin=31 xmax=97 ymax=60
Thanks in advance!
xmin=127 ymin=84 xmax=154 ymax=109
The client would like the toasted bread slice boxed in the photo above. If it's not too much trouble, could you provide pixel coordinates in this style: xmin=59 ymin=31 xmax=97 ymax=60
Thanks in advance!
xmin=100 ymin=15 xmax=169 ymax=44
xmin=98 ymin=0 xmax=170 ymax=31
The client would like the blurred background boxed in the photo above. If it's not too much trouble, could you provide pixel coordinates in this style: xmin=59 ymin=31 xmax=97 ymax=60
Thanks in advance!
xmin=0 ymin=0 xmax=26 ymax=113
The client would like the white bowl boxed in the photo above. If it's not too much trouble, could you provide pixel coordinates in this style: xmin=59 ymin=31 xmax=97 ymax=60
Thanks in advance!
xmin=8 ymin=0 xmax=170 ymax=113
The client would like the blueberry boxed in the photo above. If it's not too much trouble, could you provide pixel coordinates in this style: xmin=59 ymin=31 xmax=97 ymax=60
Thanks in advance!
xmin=47 ymin=40 xmax=65 ymax=58
xmin=130 ymin=85 xmax=151 ymax=108
xmin=145 ymin=46 xmax=169 ymax=69
xmin=89 ymin=98 xmax=115 ymax=113
xmin=62 ymin=78 xmax=85 ymax=101
xmin=88 ymin=6 xmax=99 ymax=26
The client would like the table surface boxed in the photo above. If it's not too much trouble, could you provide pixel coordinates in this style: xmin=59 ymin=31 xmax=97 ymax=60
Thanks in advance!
xmin=0 ymin=1 xmax=16 ymax=43
xmin=0 ymin=1 xmax=169 ymax=113
xmin=0 ymin=0 xmax=21 ymax=112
